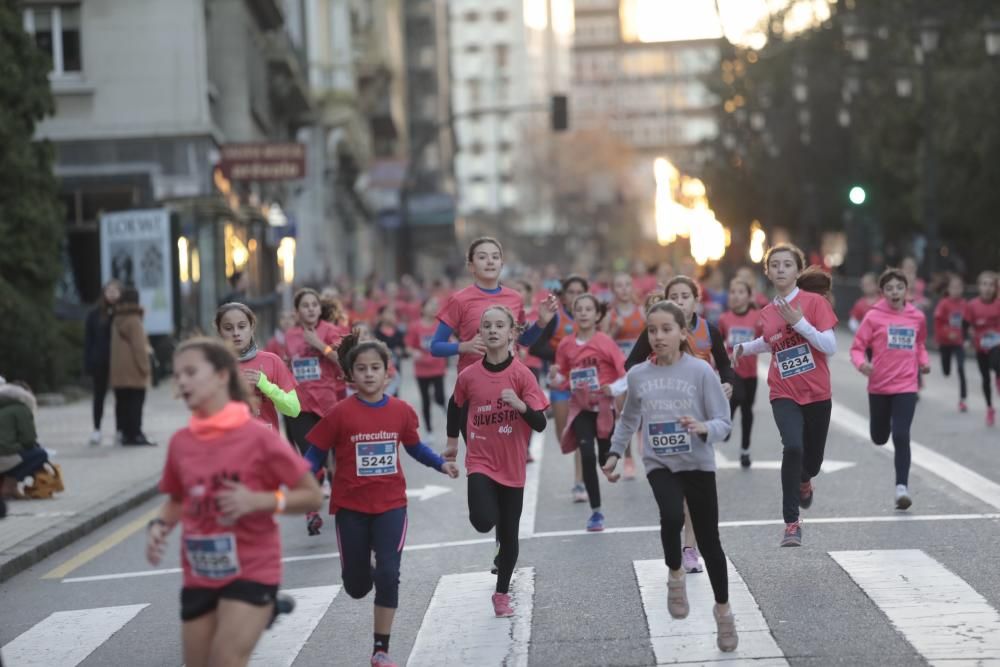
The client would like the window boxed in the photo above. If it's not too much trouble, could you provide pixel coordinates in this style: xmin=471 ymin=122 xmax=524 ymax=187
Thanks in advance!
xmin=493 ymin=9 xmax=508 ymax=22
xmin=23 ymin=4 xmax=82 ymax=75
xmin=494 ymin=44 xmax=509 ymax=69
xmin=464 ymin=10 xmax=479 ymax=22
xmin=467 ymin=78 xmax=481 ymax=106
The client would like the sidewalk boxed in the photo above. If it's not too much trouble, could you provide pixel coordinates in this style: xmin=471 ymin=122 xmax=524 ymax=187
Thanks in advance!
xmin=0 ymin=384 xmax=186 ymax=582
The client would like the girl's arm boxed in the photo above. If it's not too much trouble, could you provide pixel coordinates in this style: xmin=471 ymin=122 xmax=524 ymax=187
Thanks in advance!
xmin=917 ymin=317 xmax=930 ymax=369
xmin=607 ymin=375 xmax=641 ymax=461
xmin=216 ymin=471 xmax=323 ymax=521
xmin=792 ymin=317 xmax=837 ymax=356
xmin=146 ymin=496 xmax=183 ymax=566
xmin=849 ymin=318 xmax=873 ymax=369
xmin=257 ymin=375 xmax=301 ymax=418
xmin=430 ymin=321 xmax=460 ymax=357
xmin=624 ymin=330 xmax=651 ymax=371
xmin=403 ymin=441 xmax=455 ymax=474
xmin=707 ymin=322 xmax=736 ymax=385
xmin=698 ymin=366 xmax=733 ymax=444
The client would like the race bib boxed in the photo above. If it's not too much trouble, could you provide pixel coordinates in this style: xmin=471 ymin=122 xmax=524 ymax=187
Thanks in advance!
xmin=356 ymin=441 xmax=398 ymax=476
xmin=887 ymin=326 xmax=916 ymax=350
xmin=570 ymin=367 xmax=599 ymax=391
xmin=981 ymin=331 xmax=1000 ymax=350
xmin=949 ymin=312 xmax=962 ymax=329
xmin=617 ymin=340 xmax=636 ymax=356
xmin=292 ymin=357 xmax=321 ymax=382
xmin=185 ymin=533 xmax=240 ymax=580
xmin=775 ymin=344 xmax=816 ymax=379
xmin=727 ymin=327 xmax=755 ymax=347
xmin=646 ymin=421 xmax=691 ymax=455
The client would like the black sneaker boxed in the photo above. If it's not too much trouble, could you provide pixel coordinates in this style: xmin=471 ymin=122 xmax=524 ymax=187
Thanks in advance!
xmin=268 ymin=593 xmax=295 ymax=628
xmin=740 ymin=453 xmax=751 ymax=469
xmin=780 ymin=521 xmax=802 ymax=547
xmin=306 ymin=511 xmax=323 ymax=536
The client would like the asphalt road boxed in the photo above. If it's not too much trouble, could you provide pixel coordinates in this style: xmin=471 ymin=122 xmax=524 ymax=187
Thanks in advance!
xmin=3 ymin=334 xmax=1000 ymax=666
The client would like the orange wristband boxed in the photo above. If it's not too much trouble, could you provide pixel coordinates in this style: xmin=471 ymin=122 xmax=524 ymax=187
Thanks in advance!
xmin=274 ymin=490 xmax=286 ymax=514
xmin=323 ymin=345 xmax=334 ymax=357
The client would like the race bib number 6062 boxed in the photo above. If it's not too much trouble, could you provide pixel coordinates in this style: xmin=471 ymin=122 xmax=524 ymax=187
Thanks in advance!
xmin=646 ymin=421 xmax=691 ymax=455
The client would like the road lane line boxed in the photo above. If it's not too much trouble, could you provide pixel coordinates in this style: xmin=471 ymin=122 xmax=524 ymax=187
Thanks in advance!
xmin=406 ymin=567 xmax=534 ymax=666
xmin=831 ymin=549 xmax=1000 ymax=663
xmin=519 ymin=430 xmax=546 ymax=538
xmin=634 ymin=558 xmax=788 ymax=665
xmin=1 ymin=603 xmax=148 ymax=666
xmin=248 ymin=585 xmax=340 ymax=667
xmin=830 ymin=401 xmax=1000 ymax=510
xmin=41 ymin=506 xmax=161 ymax=580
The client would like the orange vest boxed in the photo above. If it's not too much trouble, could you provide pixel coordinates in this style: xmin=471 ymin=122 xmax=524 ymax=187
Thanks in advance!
xmin=687 ymin=316 xmax=714 ymax=366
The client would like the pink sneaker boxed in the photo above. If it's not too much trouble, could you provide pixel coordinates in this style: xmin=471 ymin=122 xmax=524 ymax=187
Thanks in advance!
xmin=492 ymin=592 xmax=514 ymax=617
xmin=988 ymin=407 xmax=996 ymax=427
xmin=371 ymin=651 xmax=397 ymax=666
xmin=959 ymin=401 xmax=968 ymax=413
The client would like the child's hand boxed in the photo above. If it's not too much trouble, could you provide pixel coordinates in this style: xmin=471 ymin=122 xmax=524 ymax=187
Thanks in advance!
xmin=721 ymin=382 xmax=733 ymax=400
xmin=441 ymin=462 xmax=459 ymax=478
xmin=442 ymin=437 xmax=458 ymax=462
xmin=602 ymin=455 xmax=621 ymax=482
xmin=500 ymin=388 xmax=527 ymax=413
xmin=216 ymin=480 xmax=262 ymax=522
xmin=678 ymin=416 xmax=707 ymax=435
xmin=146 ymin=521 xmax=170 ymax=566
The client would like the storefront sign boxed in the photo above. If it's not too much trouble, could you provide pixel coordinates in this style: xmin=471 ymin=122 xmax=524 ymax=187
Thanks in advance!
xmin=219 ymin=143 xmax=306 ymax=181
xmin=100 ymin=209 xmax=174 ymax=335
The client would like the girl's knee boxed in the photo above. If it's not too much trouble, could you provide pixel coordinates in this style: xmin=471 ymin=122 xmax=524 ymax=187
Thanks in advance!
xmin=342 ymin=570 xmax=374 ymax=600
xmin=469 ymin=513 xmax=495 ymax=534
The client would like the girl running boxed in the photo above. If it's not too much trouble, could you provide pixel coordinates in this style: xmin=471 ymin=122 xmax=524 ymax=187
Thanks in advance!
xmin=607 ymin=272 xmax=645 ymax=479
xmin=216 ymin=303 xmax=300 ymax=432
xmin=514 ymin=280 xmax=545 ymax=382
xmin=551 ymin=293 xmax=626 ymax=532
xmin=718 ymin=278 xmax=763 ymax=468
xmin=933 ymin=274 xmax=969 ymax=412
xmin=965 ymin=271 xmax=1000 ymax=426
xmin=733 ymin=243 xmax=838 ymax=547
xmin=405 ymin=297 xmax=447 ymax=433
xmin=443 ymin=305 xmax=548 ymax=617
xmin=264 ymin=310 xmax=296 ymax=364
xmin=602 ymin=301 xmax=737 ymax=652
xmin=849 ymin=273 xmax=879 ymax=332
xmin=146 ymin=338 xmax=323 ymax=667
xmin=303 ymin=335 xmax=459 ymax=667
xmin=850 ymin=268 xmax=930 ymax=510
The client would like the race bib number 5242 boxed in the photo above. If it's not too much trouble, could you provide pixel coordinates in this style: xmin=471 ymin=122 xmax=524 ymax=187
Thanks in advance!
xmin=356 ymin=441 xmax=398 ymax=476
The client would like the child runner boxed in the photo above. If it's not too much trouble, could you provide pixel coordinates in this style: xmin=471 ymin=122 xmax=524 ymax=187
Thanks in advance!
xmin=933 ymin=274 xmax=969 ymax=412
xmin=303 ymin=335 xmax=459 ymax=667
xmin=718 ymin=278 xmax=763 ymax=468
xmin=514 ymin=280 xmax=546 ymax=382
xmin=850 ymin=268 xmax=930 ymax=510
xmin=602 ymin=301 xmax=737 ymax=652
xmin=374 ymin=306 xmax=406 ymax=397
xmin=216 ymin=303 xmax=300 ymax=432
xmin=146 ymin=338 xmax=323 ymax=667
xmin=966 ymin=271 xmax=1000 ymax=426
xmin=443 ymin=305 xmax=548 ymax=617
xmin=607 ymin=272 xmax=646 ymax=479
xmin=405 ymin=297 xmax=448 ymax=433
xmin=264 ymin=310 xmax=296 ymax=364
xmin=733 ymin=243 xmax=838 ymax=547
xmin=849 ymin=273 xmax=879 ymax=332
xmin=551 ymin=293 xmax=626 ymax=532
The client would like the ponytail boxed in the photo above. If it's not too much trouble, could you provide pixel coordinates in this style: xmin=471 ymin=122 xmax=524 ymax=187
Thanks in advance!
xmin=797 ymin=266 xmax=833 ymax=302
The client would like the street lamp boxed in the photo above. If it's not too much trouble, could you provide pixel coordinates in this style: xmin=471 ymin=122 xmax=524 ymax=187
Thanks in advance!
xmin=985 ymin=19 xmax=1000 ymax=56
xmin=918 ymin=18 xmax=941 ymax=54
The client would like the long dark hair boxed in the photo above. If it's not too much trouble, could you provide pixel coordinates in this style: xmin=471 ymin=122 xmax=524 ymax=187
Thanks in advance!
xmin=336 ymin=332 xmax=391 ymax=381
xmin=571 ymin=293 xmax=608 ymax=324
xmin=98 ymin=279 xmax=122 ymax=320
xmin=174 ymin=337 xmax=256 ymax=411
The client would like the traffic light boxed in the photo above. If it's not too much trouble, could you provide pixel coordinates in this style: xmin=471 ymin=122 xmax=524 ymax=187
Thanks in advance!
xmin=551 ymin=94 xmax=568 ymax=132
xmin=848 ymin=185 xmax=867 ymax=205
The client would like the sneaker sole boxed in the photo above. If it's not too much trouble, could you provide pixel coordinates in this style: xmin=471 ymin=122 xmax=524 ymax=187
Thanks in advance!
xmin=684 ymin=566 xmax=703 ymax=573
xmin=780 ymin=540 xmax=802 ymax=547
xmin=895 ymin=496 xmax=912 ymax=510
xmin=494 ymin=611 xmax=514 ymax=618
xmin=586 ymin=526 xmax=605 ymax=532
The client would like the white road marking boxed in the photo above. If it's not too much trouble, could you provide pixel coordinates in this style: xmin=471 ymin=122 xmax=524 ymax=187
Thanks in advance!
xmin=633 ymin=558 xmax=787 ymax=665
xmin=830 ymin=401 xmax=1000 ymax=510
xmin=519 ymin=430 xmax=546 ymax=538
xmin=248 ymin=585 xmax=339 ymax=667
xmin=406 ymin=568 xmax=534 ymax=667
xmin=715 ymin=451 xmax=855 ymax=473
xmin=831 ymin=549 xmax=1000 ymax=663
xmin=405 ymin=484 xmax=453 ymax=502
xmin=1 ymin=603 xmax=148 ymax=666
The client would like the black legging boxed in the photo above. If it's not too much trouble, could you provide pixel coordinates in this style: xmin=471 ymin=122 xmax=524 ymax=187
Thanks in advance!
xmin=771 ymin=399 xmax=831 ymax=524
xmin=571 ymin=410 xmax=611 ymax=510
xmin=467 ymin=473 xmax=523 ymax=594
xmin=92 ymin=365 xmax=111 ymax=431
xmin=647 ymin=467 xmax=728 ymax=604
xmin=287 ymin=411 xmax=322 ymax=455
xmin=729 ymin=376 xmax=758 ymax=452
xmin=939 ymin=345 xmax=967 ymax=400
xmin=868 ymin=393 xmax=918 ymax=486
xmin=976 ymin=348 xmax=1000 ymax=408
xmin=417 ymin=375 xmax=445 ymax=432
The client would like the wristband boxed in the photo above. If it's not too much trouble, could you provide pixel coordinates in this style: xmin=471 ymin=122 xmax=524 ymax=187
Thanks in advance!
xmin=274 ymin=490 xmax=286 ymax=514
xmin=323 ymin=345 xmax=334 ymax=357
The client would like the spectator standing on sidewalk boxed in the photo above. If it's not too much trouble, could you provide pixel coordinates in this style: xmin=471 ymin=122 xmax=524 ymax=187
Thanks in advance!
xmin=111 ymin=287 xmax=155 ymax=446
xmin=0 ymin=379 xmax=50 ymax=497
xmin=83 ymin=279 xmax=121 ymax=446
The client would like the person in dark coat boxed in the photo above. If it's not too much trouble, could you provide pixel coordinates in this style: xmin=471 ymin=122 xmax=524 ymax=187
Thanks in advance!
xmin=83 ymin=280 xmax=121 ymax=445
xmin=110 ymin=287 xmax=155 ymax=446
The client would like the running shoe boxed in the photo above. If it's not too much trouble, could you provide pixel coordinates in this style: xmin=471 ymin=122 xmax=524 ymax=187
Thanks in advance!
xmin=740 ymin=452 xmax=751 ymax=469
xmin=667 ymin=573 xmax=689 ymax=619
xmin=371 ymin=651 xmax=398 ymax=666
xmin=492 ymin=592 xmax=514 ymax=617
xmin=586 ymin=511 xmax=605 ymax=532
xmin=714 ymin=605 xmax=739 ymax=652
xmin=799 ymin=480 xmax=814 ymax=509
xmin=88 ymin=430 xmax=101 ymax=447
xmin=306 ymin=511 xmax=323 ymax=536
xmin=780 ymin=521 xmax=802 ymax=547
xmin=895 ymin=484 xmax=912 ymax=510
xmin=572 ymin=483 xmax=587 ymax=503
xmin=267 ymin=593 xmax=295 ymax=629
xmin=959 ymin=401 xmax=968 ymax=413
xmin=623 ymin=457 xmax=636 ymax=480
xmin=988 ymin=407 xmax=996 ymax=427
xmin=682 ymin=547 xmax=703 ymax=573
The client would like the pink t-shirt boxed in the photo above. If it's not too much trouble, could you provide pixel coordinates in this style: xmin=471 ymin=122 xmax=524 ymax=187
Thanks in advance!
xmin=759 ymin=289 xmax=838 ymax=404
xmin=406 ymin=320 xmax=447 ymax=378
xmin=437 ymin=285 xmax=526 ymax=373
xmin=933 ymin=297 xmax=966 ymax=346
xmin=240 ymin=351 xmax=297 ymax=431
xmin=454 ymin=359 xmax=549 ymax=488
xmin=718 ymin=309 xmax=763 ymax=380
xmin=283 ymin=321 xmax=345 ymax=414
xmin=555 ymin=332 xmax=627 ymax=393
xmin=159 ymin=419 xmax=309 ymax=588
xmin=966 ymin=297 xmax=1000 ymax=353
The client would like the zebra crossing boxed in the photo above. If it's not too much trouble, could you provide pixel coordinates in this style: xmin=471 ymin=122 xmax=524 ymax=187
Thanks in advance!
xmin=4 ymin=549 xmax=1000 ymax=666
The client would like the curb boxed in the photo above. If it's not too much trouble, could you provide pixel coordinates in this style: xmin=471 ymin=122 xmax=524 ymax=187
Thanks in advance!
xmin=0 ymin=475 xmax=162 ymax=583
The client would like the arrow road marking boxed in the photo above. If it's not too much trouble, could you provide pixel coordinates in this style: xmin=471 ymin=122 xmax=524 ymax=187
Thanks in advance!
xmin=715 ymin=451 xmax=856 ymax=473
xmin=405 ymin=484 xmax=453 ymax=502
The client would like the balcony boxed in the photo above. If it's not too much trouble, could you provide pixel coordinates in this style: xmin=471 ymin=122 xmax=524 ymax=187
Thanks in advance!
xmin=264 ymin=29 xmax=312 ymax=118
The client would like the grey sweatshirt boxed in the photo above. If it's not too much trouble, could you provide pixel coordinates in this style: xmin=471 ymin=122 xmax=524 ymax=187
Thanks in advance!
xmin=610 ymin=354 xmax=732 ymax=473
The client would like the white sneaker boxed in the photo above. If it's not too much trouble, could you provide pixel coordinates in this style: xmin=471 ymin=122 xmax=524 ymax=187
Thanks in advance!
xmin=895 ymin=484 xmax=912 ymax=510
xmin=88 ymin=430 xmax=101 ymax=446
